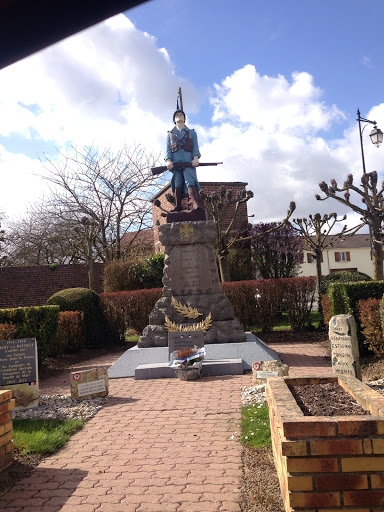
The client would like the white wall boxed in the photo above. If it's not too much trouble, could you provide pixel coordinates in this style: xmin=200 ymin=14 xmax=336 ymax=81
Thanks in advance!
xmin=300 ymin=247 xmax=373 ymax=278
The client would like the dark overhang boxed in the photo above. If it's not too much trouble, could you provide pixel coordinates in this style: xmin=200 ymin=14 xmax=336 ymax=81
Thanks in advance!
xmin=0 ymin=0 xmax=149 ymax=70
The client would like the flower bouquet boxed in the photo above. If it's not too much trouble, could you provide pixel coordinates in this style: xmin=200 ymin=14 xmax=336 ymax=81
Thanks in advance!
xmin=169 ymin=346 xmax=206 ymax=381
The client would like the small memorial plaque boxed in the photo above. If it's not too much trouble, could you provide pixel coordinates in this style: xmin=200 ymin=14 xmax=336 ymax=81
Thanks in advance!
xmin=70 ymin=368 xmax=108 ymax=400
xmin=168 ymin=331 xmax=204 ymax=359
xmin=255 ymin=371 xmax=279 ymax=379
xmin=0 ymin=338 xmax=39 ymax=409
xmin=329 ymin=314 xmax=362 ymax=380
xmin=78 ymin=379 xmax=106 ymax=397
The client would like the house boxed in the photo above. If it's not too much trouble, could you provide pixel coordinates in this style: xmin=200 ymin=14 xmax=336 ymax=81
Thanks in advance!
xmin=300 ymin=233 xmax=373 ymax=278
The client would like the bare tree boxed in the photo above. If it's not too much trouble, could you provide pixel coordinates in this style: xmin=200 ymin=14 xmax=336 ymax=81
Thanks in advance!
xmin=4 ymin=210 xmax=83 ymax=266
xmin=316 ymin=171 xmax=384 ymax=279
xmin=41 ymin=145 xmax=163 ymax=264
xmin=290 ymin=213 xmax=363 ymax=293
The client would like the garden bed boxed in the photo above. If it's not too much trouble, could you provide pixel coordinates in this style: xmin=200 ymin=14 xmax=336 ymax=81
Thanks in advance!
xmin=267 ymin=375 xmax=384 ymax=512
xmin=289 ymin=381 xmax=369 ymax=417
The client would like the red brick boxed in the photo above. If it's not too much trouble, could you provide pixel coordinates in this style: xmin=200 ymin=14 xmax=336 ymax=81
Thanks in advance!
xmin=0 ymin=391 xmax=12 ymax=402
xmin=289 ymin=491 xmax=340 ymax=507
xmin=316 ymin=474 xmax=368 ymax=491
xmin=310 ymin=438 xmax=363 ymax=455
xmin=286 ymin=457 xmax=338 ymax=473
xmin=341 ymin=456 xmax=384 ymax=472
xmin=372 ymin=438 xmax=384 ymax=454
xmin=287 ymin=475 xmax=313 ymax=491
xmin=281 ymin=440 xmax=307 ymax=456
xmin=371 ymin=474 xmax=384 ymax=488
xmin=0 ymin=412 xmax=12 ymax=426
xmin=344 ymin=490 xmax=384 ymax=506
xmin=283 ymin=420 xmax=337 ymax=438
xmin=337 ymin=417 xmax=381 ymax=436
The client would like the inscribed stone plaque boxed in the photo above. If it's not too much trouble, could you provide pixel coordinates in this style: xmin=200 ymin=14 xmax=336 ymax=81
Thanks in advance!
xmin=168 ymin=331 xmax=204 ymax=360
xmin=165 ymin=244 xmax=220 ymax=295
xmin=70 ymin=368 xmax=109 ymax=400
xmin=329 ymin=315 xmax=362 ymax=380
xmin=0 ymin=338 xmax=39 ymax=409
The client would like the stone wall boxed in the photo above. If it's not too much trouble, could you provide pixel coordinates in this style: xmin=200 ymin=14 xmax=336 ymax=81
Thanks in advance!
xmin=0 ymin=263 xmax=104 ymax=308
xmin=0 ymin=390 xmax=14 ymax=471
xmin=267 ymin=375 xmax=384 ymax=511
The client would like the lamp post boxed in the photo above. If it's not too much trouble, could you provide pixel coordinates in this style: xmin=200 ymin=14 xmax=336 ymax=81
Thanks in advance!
xmin=357 ymin=108 xmax=383 ymax=174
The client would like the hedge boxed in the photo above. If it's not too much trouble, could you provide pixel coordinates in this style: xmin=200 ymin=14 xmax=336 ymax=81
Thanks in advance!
xmin=358 ymin=298 xmax=383 ymax=355
xmin=100 ymin=277 xmax=317 ymax=339
xmin=100 ymin=288 xmax=162 ymax=340
xmin=46 ymin=287 xmax=114 ymax=349
xmin=51 ymin=311 xmax=86 ymax=356
xmin=329 ymin=281 xmax=384 ymax=318
xmin=0 ymin=305 xmax=59 ymax=362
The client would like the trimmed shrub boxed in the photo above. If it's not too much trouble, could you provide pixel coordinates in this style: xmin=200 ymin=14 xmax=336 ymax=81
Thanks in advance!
xmin=104 ymin=253 xmax=165 ymax=292
xmin=320 ymin=271 xmax=372 ymax=295
xmin=282 ymin=276 xmax=316 ymax=331
xmin=329 ymin=281 xmax=384 ymax=318
xmin=329 ymin=280 xmax=384 ymax=353
xmin=358 ymin=298 xmax=383 ymax=354
xmin=46 ymin=288 xmax=112 ymax=349
xmin=0 ymin=306 xmax=59 ymax=362
xmin=100 ymin=288 xmax=162 ymax=339
xmin=0 ymin=322 xmax=18 ymax=340
xmin=321 ymin=294 xmax=332 ymax=327
xmin=51 ymin=311 xmax=86 ymax=356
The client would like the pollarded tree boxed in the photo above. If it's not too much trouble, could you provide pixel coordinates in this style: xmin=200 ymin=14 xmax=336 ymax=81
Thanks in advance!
xmin=290 ymin=213 xmax=363 ymax=293
xmin=316 ymin=172 xmax=384 ymax=279
xmin=249 ymin=222 xmax=304 ymax=279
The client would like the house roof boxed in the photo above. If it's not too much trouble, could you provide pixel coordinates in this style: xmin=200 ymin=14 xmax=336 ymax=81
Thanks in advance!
xmin=150 ymin=181 xmax=249 ymax=201
xmin=121 ymin=229 xmax=154 ymax=249
xmin=0 ymin=0 xmax=148 ymax=70
xmin=304 ymin=233 xmax=371 ymax=251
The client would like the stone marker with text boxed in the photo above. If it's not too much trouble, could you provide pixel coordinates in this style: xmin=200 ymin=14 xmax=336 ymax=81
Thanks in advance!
xmin=329 ymin=314 xmax=362 ymax=380
xmin=0 ymin=338 xmax=39 ymax=408
xmin=70 ymin=368 xmax=109 ymax=400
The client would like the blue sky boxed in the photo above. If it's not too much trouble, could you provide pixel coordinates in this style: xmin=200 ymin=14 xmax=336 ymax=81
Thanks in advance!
xmin=1 ymin=0 xmax=384 ymax=229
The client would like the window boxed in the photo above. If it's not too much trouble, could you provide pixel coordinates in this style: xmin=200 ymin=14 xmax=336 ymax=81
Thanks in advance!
xmin=335 ymin=251 xmax=350 ymax=262
xmin=306 ymin=253 xmax=323 ymax=263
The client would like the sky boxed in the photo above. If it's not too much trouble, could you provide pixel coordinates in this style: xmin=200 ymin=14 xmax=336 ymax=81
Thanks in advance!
xmin=1 ymin=0 xmax=384 ymax=232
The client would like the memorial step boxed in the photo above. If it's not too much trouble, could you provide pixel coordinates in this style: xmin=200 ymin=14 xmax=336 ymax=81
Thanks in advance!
xmin=135 ymin=358 xmax=243 ymax=380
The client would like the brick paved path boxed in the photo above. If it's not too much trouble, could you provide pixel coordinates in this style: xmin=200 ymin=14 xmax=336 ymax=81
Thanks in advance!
xmin=1 ymin=341 xmax=332 ymax=512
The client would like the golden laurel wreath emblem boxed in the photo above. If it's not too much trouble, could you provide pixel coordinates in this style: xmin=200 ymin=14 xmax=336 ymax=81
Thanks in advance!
xmin=164 ymin=313 xmax=212 ymax=333
xmin=164 ymin=296 xmax=212 ymax=332
xmin=171 ymin=296 xmax=202 ymax=319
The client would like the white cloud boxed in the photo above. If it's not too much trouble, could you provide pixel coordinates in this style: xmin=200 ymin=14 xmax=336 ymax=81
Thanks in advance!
xmin=0 ymin=14 xmax=383 ymax=235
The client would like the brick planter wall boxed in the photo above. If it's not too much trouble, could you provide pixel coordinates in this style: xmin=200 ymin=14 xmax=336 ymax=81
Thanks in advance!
xmin=0 ymin=390 xmax=15 ymax=471
xmin=266 ymin=375 xmax=384 ymax=512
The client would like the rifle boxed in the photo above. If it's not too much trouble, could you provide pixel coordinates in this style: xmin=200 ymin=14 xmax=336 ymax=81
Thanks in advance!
xmin=151 ymin=161 xmax=223 ymax=176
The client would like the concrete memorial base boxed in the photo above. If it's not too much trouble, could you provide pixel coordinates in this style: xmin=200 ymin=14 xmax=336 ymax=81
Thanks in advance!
xmin=108 ymin=332 xmax=280 ymax=380
xmin=139 ymin=221 xmax=246 ymax=348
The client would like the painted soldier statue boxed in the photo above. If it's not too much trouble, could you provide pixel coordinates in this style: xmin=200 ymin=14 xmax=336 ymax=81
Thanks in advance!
xmin=165 ymin=109 xmax=205 ymax=215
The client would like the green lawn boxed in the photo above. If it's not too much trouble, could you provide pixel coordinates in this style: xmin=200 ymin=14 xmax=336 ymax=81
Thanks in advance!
xmin=248 ymin=310 xmax=321 ymax=332
xmin=240 ymin=403 xmax=271 ymax=448
xmin=13 ymin=419 xmax=85 ymax=455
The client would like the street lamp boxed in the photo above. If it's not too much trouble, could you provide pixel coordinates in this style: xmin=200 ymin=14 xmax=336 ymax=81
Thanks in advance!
xmin=357 ymin=108 xmax=383 ymax=173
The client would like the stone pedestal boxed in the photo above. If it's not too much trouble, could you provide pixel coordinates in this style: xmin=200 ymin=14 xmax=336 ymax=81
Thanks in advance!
xmin=138 ymin=220 xmax=246 ymax=348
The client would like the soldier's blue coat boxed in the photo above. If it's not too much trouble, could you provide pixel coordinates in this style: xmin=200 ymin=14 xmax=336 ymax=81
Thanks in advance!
xmin=165 ymin=125 xmax=201 ymax=193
